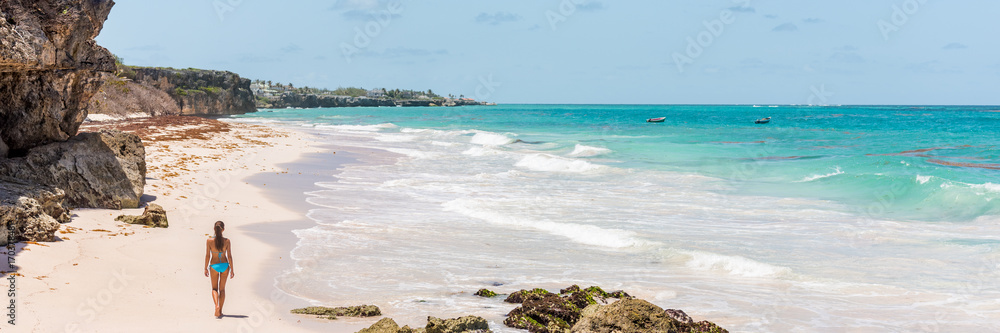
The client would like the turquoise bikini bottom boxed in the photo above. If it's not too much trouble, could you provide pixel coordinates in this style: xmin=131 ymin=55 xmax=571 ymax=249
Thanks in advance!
xmin=210 ymin=263 xmax=230 ymax=273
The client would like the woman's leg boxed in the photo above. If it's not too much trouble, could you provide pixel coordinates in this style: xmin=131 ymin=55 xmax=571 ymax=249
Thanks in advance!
xmin=210 ymin=269 xmax=221 ymax=317
xmin=218 ymin=267 xmax=230 ymax=316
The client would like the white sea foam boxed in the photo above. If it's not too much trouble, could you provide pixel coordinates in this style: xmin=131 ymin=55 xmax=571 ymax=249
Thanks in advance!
xmin=568 ymin=144 xmax=612 ymax=157
xmin=384 ymin=148 xmax=442 ymax=159
xmin=970 ymin=183 xmax=1000 ymax=193
xmin=515 ymin=154 xmax=604 ymax=173
xmin=431 ymin=141 xmax=461 ymax=147
xmin=797 ymin=167 xmax=844 ymax=182
xmin=401 ymin=128 xmax=474 ymax=137
xmin=470 ymin=132 xmax=515 ymax=146
xmin=317 ymin=123 xmax=398 ymax=132
xmin=443 ymin=199 xmax=645 ymax=249
xmin=916 ymin=175 xmax=932 ymax=184
xmin=677 ymin=249 xmax=793 ymax=278
xmin=462 ymin=147 xmax=504 ymax=157
xmin=374 ymin=134 xmax=417 ymax=142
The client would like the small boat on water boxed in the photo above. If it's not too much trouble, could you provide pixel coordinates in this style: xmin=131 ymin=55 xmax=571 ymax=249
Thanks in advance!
xmin=755 ymin=117 xmax=771 ymax=124
xmin=647 ymin=117 xmax=666 ymax=123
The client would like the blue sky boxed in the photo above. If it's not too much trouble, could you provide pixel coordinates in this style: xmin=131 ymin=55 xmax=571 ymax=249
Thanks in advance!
xmin=97 ymin=0 xmax=1000 ymax=105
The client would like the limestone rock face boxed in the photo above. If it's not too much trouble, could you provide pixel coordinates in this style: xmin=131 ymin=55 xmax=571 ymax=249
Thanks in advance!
xmin=128 ymin=67 xmax=256 ymax=115
xmin=0 ymin=130 xmax=146 ymax=209
xmin=0 ymin=178 xmax=70 ymax=246
xmin=0 ymin=0 xmax=117 ymax=155
xmin=257 ymin=93 xmax=395 ymax=109
xmin=115 ymin=203 xmax=167 ymax=228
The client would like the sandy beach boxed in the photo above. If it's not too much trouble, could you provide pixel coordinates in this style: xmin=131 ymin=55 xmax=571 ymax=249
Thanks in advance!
xmin=13 ymin=116 xmax=372 ymax=333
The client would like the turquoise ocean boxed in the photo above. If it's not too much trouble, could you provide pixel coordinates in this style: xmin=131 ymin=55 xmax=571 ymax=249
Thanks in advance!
xmin=232 ymin=105 xmax=1000 ymax=332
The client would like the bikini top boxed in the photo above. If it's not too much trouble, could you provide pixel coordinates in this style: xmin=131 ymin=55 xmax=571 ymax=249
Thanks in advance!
xmin=212 ymin=238 xmax=228 ymax=262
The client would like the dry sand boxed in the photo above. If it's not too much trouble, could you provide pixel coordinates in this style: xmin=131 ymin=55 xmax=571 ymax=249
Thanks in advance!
xmin=11 ymin=116 xmax=373 ymax=332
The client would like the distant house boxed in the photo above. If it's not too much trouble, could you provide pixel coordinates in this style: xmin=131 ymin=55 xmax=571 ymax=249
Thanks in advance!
xmin=367 ymin=88 xmax=387 ymax=98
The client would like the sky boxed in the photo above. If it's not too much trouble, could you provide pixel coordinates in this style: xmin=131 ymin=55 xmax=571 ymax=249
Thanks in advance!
xmin=96 ymin=0 xmax=1000 ymax=105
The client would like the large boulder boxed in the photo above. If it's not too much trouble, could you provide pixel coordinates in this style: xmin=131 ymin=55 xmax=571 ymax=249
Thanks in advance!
xmin=425 ymin=316 xmax=490 ymax=333
xmin=0 ymin=178 xmax=71 ymax=246
xmin=115 ymin=203 xmax=167 ymax=228
xmin=0 ymin=0 xmax=117 ymax=155
xmin=503 ymin=286 xmax=630 ymax=333
xmin=0 ymin=129 xmax=145 ymax=209
xmin=571 ymin=299 xmax=729 ymax=333
xmin=357 ymin=316 xmax=492 ymax=333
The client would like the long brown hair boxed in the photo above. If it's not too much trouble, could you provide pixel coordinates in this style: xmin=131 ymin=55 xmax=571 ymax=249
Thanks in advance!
xmin=213 ymin=221 xmax=225 ymax=251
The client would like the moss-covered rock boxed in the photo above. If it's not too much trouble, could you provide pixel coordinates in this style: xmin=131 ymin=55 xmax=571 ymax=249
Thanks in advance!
xmin=290 ymin=305 xmax=381 ymax=320
xmin=502 ymin=286 xmax=656 ymax=333
xmin=504 ymin=288 xmax=552 ymax=303
xmin=504 ymin=293 xmax=581 ymax=333
xmin=357 ymin=318 xmax=419 ymax=333
xmin=426 ymin=316 xmax=491 ymax=333
xmin=571 ymin=299 xmax=728 ymax=333
xmin=358 ymin=316 xmax=492 ymax=333
xmin=474 ymin=289 xmax=498 ymax=298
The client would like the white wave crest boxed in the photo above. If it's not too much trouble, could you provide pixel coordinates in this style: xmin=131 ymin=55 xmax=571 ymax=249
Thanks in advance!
xmin=568 ymin=144 xmax=612 ymax=157
xmin=678 ymin=249 xmax=792 ymax=278
xmin=317 ymin=123 xmax=398 ymax=132
xmin=470 ymin=132 xmax=516 ymax=146
xmin=443 ymin=199 xmax=645 ymax=249
xmin=970 ymin=183 xmax=1000 ymax=193
xmin=916 ymin=175 xmax=932 ymax=184
xmin=462 ymin=147 xmax=504 ymax=157
xmin=515 ymin=154 xmax=604 ymax=173
xmin=374 ymin=134 xmax=417 ymax=142
xmin=796 ymin=167 xmax=844 ymax=183
xmin=384 ymin=148 xmax=442 ymax=159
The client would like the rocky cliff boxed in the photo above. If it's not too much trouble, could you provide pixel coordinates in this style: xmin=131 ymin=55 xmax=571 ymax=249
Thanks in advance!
xmin=257 ymin=92 xmax=395 ymax=109
xmin=125 ymin=67 xmax=256 ymax=115
xmin=1 ymin=0 xmax=148 ymax=245
xmin=0 ymin=0 xmax=117 ymax=155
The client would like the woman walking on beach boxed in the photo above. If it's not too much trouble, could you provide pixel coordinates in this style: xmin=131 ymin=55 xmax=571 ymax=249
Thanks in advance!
xmin=204 ymin=221 xmax=235 ymax=318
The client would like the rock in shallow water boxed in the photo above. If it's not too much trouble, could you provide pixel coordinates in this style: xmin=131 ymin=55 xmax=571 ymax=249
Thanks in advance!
xmin=290 ymin=305 xmax=381 ymax=320
xmin=572 ymin=299 xmax=729 ymax=333
xmin=357 ymin=316 xmax=492 ymax=333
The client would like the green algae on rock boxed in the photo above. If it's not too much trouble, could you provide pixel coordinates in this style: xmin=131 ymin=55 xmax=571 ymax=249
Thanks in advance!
xmin=572 ymin=299 xmax=729 ymax=333
xmin=474 ymin=289 xmax=498 ymax=298
xmin=357 ymin=316 xmax=492 ymax=333
xmin=290 ymin=305 xmax=381 ymax=320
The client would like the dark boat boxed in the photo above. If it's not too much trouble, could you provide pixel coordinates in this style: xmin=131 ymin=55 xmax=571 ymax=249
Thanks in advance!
xmin=647 ymin=117 xmax=666 ymax=123
xmin=755 ymin=117 xmax=771 ymax=124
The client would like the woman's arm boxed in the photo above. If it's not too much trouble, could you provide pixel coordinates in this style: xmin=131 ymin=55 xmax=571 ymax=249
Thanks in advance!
xmin=204 ymin=239 xmax=211 ymax=277
xmin=226 ymin=238 xmax=235 ymax=279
